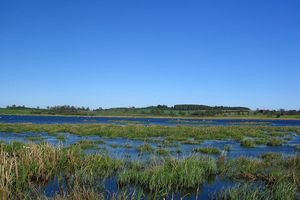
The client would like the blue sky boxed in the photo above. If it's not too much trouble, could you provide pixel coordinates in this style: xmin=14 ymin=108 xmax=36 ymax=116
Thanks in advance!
xmin=0 ymin=0 xmax=299 ymax=110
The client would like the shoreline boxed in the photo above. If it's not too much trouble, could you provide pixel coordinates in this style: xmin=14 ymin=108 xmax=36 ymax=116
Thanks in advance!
xmin=1 ymin=113 xmax=300 ymax=121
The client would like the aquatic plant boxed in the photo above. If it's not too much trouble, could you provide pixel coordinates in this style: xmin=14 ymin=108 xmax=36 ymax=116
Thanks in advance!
xmin=240 ymin=138 xmax=256 ymax=148
xmin=27 ymin=135 xmax=44 ymax=142
xmin=216 ymin=181 xmax=298 ymax=200
xmin=155 ymin=148 xmax=169 ymax=156
xmin=224 ymin=145 xmax=231 ymax=151
xmin=137 ymin=143 xmax=154 ymax=153
xmin=56 ymin=134 xmax=66 ymax=142
xmin=0 ymin=142 xmax=123 ymax=199
xmin=0 ymin=141 xmax=299 ymax=199
xmin=261 ymin=153 xmax=283 ymax=164
xmin=295 ymin=145 xmax=300 ymax=152
xmin=124 ymin=143 xmax=133 ymax=149
xmin=74 ymin=140 xmax=100 ymax=150
xmin=267 ymin=138 xmax=284 ymax=146
xmin=118 ymin=156 xmax=217 ymax=194
xmin=192 ymin=147 xmax=221 ymax=154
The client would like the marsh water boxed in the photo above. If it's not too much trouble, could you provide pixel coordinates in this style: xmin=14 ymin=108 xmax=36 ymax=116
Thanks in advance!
xmin=1 ymin=114 xmax=300 ymax=126
xmin=1 ymin=115 xmax=300 ymax=199
xmin=0 ymin=131 xmax=299 ymax=199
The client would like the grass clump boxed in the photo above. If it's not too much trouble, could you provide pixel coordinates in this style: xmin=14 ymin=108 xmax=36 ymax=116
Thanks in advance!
xmin=216 ymin=182 xmax=298 ymax=200
xmin=124 ymin=143 xmax=133 ymax=149
xmin=155 ymin=148 xmax=169 ymax=156
xmin=240 ymin=138 xmax=256 ymax=148
xmin=27 ymin=135 xmax=44 ymax=142
xmin=56 ymin=134 xmax=66 ymax=142
xmin=181 ymin=138 xmax=200 ymax=145
xmin=254 ymin=137 xmax=268 ymax=145
xmin=224 ymin=145 xmax=231 ymax=151
xmin=137 ymin=143 xmax=154 ymax=153
xmin=75 ymin=140 xmax=100 ymax=150
xmin=267 ymin=138 xmax=284 ymax=146
xmin=118 ymin=156 xmax=217 ymax=194
xmin=261 ymin=152 xmax=283 ymax=162
xmin=295 ymin=145 xmax=300 ymax=152
xmin=192 ymin=147 xmax=221 ymax=154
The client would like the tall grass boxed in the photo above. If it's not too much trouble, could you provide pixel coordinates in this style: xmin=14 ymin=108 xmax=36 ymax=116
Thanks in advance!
xmin=119 ymin=156 xmax=217 ymax=194
xmin=0 ymin=131 xmax=299 ymax=199
xmin=0 ymin=142 xmax=123 ymax=199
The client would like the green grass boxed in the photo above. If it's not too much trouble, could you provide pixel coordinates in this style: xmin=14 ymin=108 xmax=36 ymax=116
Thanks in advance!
xmin=0 ymin=141 xmax=299 ymax=199
xmin=155 ymin=148 xmax=170 ymax=156
xmin=124 ymin=143 xmax=133 ymax=149
xmin=267 ymin=138 xmax=284 ymax=146
xmin=224 ymin=145 xmax=231 ymax=151
xmin=0 ymin=123 xmax=299 ymax=143
xmin=295 ymin=145 xmax=300 ymax=152
xmin=118 ymin=156 xmax=217 ymax=194
xmin=137 ymin=143 xmax=154 ymax=153
xmin=56 ymin=134 xmax=66 ymax=142
xmin=216 ymin=182 xmax=298 ymax=200
xmin=0 ymin=142 xmax=123 ymax=199
xmin=27 ymin=135 xmax=44 ymax=142
xmin=192 ymin=147 xmax=221 ymax=154
xmin=74 ymin=140 xmax=100 ymax=150
xmin=261 ymin=152 xmax=283 ymax=162
xmin=240 ymin=138 xmax=256 ymax=148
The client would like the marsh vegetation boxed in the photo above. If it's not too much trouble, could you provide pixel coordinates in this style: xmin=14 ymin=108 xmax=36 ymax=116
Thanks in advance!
xmin=0 ymin=123 xmax=299 ymax=199
xmin=0 ymin=141 xmax=299 ymax=199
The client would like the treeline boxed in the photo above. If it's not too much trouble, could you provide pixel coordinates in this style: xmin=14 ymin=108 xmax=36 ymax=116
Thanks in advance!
xmin=47 ymin=105 xmax=90 ymax=114
xmin=173 ymin=104 xmax=250 ymax=111
xmin=145 ymin=104 xmax=250 ymax=111
xmin=254 ymin=109 xmax=300 ymax=117
xmin=6 ymin=105 xmax=32 ymax=110
xmin=2 ymin=104 xmax=300 ymax=117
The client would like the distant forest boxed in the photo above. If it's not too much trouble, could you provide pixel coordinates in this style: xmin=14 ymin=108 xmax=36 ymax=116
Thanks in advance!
xmin=1 ymin=104 xmax=300 ymax=118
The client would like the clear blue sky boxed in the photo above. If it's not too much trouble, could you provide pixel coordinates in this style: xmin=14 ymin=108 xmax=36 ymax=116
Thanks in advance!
xmin=1 ymin=0 xmax=299 ymax=110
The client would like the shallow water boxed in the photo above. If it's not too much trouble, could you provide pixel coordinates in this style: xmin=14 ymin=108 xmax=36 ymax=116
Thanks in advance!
xmin=1 ymin=114 xmax=300 ymax=126
xmin=1 ymin=131 xmax=299 ymax=160
xmin=1 ymin=130 xmax=298 ymax=199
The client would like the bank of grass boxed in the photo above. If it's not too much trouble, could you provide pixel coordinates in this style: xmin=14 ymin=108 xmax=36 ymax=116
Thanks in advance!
xmin=0 ymin=123 xmax=299 ymax=143
xmin=0 ymin=142 xmax=299 ymax=199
